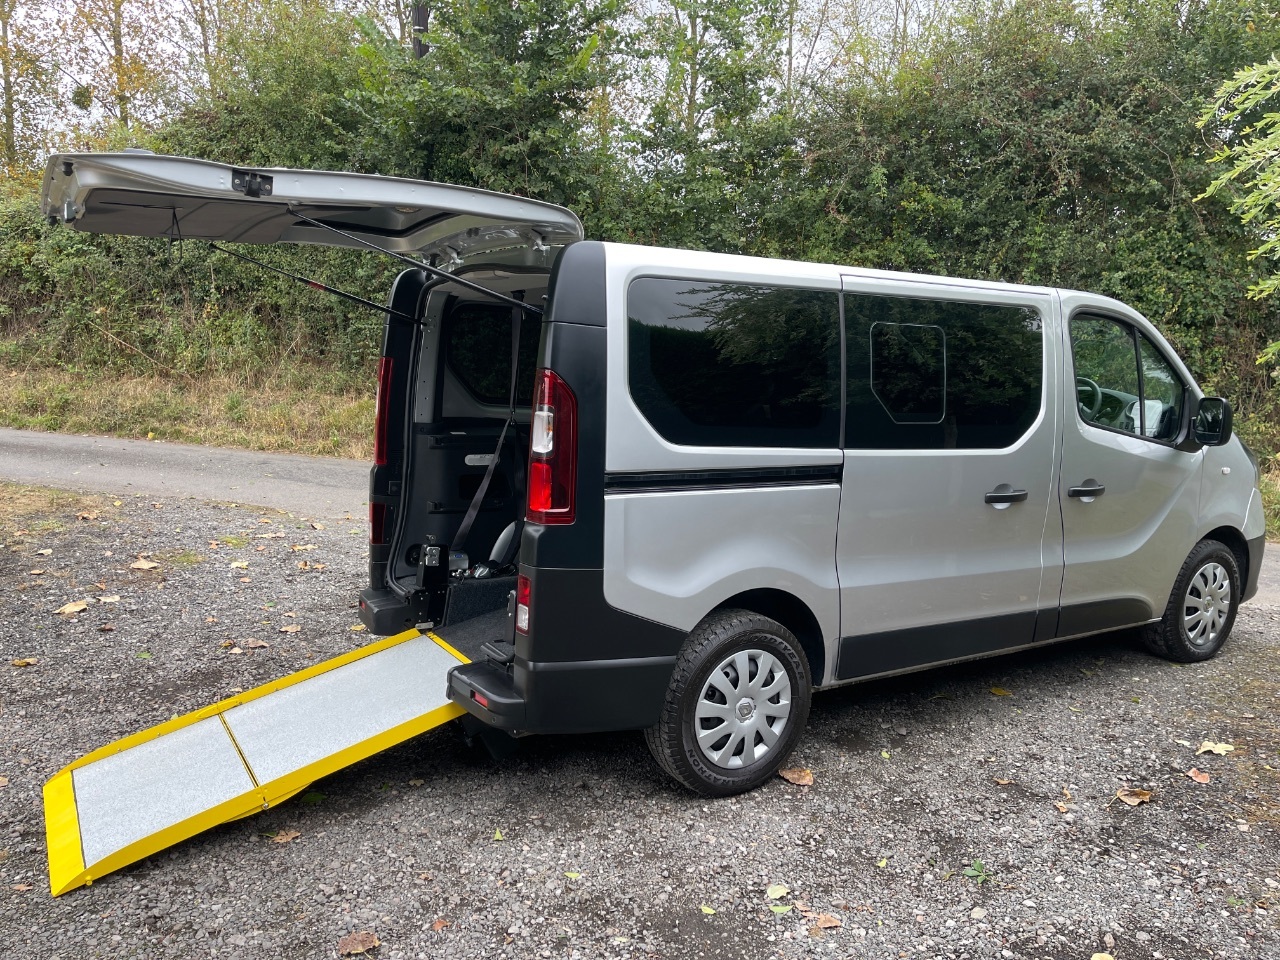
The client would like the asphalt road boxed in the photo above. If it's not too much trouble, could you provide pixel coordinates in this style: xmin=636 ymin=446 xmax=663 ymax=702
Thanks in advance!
xmin=0 ymin=428 xmax=368 ymax=519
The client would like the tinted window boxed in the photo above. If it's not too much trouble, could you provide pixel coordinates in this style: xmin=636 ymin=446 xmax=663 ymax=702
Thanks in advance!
xmin=845 ymin=294 xmax=1042 ymax=449
xmin=627 ymin=278 xmax=841 ymax=448
xmin=444 ymin=301 xmax=541 ymax=406
xmin=1069 ymin=313 xmax=1185 ymax=442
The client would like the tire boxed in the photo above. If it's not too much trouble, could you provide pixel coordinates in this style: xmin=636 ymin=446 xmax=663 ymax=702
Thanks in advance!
xmin=645 ymin=609 xmax=812 ymax=796
xmin=1143 ymin=539 xmax=1240 ymax=663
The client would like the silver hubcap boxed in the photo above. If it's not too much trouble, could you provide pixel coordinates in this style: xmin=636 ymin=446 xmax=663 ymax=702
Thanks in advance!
xmin=1183 ymin=561 xmax=1231 ymax=647
xmin=695 ymin=647 xmax=792 ymax=769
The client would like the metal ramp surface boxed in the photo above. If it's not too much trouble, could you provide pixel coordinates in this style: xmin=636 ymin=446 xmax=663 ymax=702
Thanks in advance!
xmin=45 ymin=628 xmax=468 ymax=896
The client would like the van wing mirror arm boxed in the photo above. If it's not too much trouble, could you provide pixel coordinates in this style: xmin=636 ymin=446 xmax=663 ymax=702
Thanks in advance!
xmin=286 ymin=206 xmax=544 ymax=317
xmin=209 ymin=242 xmax=421 ymax=325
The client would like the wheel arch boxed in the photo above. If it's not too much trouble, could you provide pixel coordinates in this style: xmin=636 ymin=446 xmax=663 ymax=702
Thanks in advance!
xmin=711 ymin=589 xmax=827 ymax=686
xmin=1202 ymin=525 xmax=1249 ymax=585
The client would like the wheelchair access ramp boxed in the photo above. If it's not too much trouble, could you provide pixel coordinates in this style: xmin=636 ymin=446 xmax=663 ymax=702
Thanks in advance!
xmin=44 ymin=628 xmax=468 ymax=896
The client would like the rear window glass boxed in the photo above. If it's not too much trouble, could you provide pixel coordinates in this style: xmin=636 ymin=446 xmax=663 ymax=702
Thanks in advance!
xmin=443 ymin=301 xmax=541 ymax=407
xmin=627 ymin=278 xmax=841 ymax=448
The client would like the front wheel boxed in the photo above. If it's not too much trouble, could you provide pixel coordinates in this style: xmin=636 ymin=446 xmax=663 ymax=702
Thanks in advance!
xmin=1144 ymin=539 xmax=1240 ymax=663
xmin=645 ymin=609 xmax=812 ymax=796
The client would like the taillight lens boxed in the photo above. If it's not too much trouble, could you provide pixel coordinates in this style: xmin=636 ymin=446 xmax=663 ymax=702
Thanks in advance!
xmin=515 ymin=574 xmax=531 ymax=634
xmin=369 ymin=502 xmax=387 ymax=545
xmin=373 ymin=356 xmax=393 ymax=467
xmin=526 ymin=368 xmax=577 ymax=524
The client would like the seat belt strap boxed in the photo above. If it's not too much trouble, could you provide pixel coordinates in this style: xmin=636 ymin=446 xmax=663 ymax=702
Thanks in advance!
xmin=452 ymin=297 xmax=523 ymax=557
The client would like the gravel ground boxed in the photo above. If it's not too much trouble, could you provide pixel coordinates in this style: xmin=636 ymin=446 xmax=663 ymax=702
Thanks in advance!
xmin=1 ymin=484 xmax=1278 ymax=960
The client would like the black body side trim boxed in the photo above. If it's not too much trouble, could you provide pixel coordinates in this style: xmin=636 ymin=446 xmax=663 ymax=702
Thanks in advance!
xmin=1055 ymin=598 xmax=1153 ymax=639
xmin=543 ymin=241 xmax=607 ymax=327
xmin=604 ymin=464 xmax=843 ymax=494
xmin=1244 ymin=534 xmax=1265 ymax=603
xmin=835 ymin=611 xmax=1037 ymax=681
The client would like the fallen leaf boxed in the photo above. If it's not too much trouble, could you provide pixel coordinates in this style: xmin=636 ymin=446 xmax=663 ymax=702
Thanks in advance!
xmin=11 ymin=884 xmax=32 ymax=891
xmin=564 ymin=871 xmax=581 ymax=880
xmin=766 ymin=883 xmax=789 ymax=900
xmin=55 ymin=600 xmax=88 ymax=615
xmin=27 ymin=569 xmax=44 ymax=575
xmin=311 ymin=522 xmax=325 ymax=530
xmin=279 ymin=624 xmax=301 ymax=633
xmin=258 ymin=518 xmax=272 ymax=524
xmin=769 ymin=904 xmax=793 ymax=914
xmin=11 ymin=658 xmax=37 ymax=667
xmin=876 ymin=857 xmax=888 ymax=868
xmin=993 ymin=778 xmax=1013 ymax=786
xmin=493 ymin=828 xmax=504 ymax=841
xmin=990 ymin=687 xmax=1013 ymax=697
xmin=283 ymin=611 xmax=296 ymax=618
xmin=336 ymin=930 xmax=380 ymax=956
xmin=1062 ymin=786 xmax=1073 ymax=801
xmin=880 ymin=749 xmax=891 ymax=760
xmin=349 ymin=624 xmax=367 ymax=632
xmin=229 ymin=560 xmax=249 ymax=569
xmin=1054 ymin=802 xmax=1070 ymax=813
xmin=290 ymin=544 xmax=317 ymax=552
xmin=408 ymin=778 xmax=425 ymax=787
xmin=429 ymin=918 xmax=448 ymax=932
xmin=1185 ymin=768 xmax=1211 ymax=784
xmin=97 ymin=595 xmax=120 ymax=603
xmin=0 ymin=776 xmax=9 ymax=787
xmin=77 ymin=511 xmax=98 ymax=521
xmin=205 ymin=616 xmax=217 ymax=623
xmin=700 ymin=905 xmax=716 ymax=915
xmin=1116 ymin=787 xmax=1153 ymax=806
xmin=814 ymin=914 xmax=842 ymax=929
xmin=130 ymin=558 xmax=159 ymax=570
xmin=136 ymin=652 xmax=152 ymax=660
xmin=228 ymin=647 xmax=243 ymax=654
xmin=1174 ymin=738 xmax=1194 ymax=748
xmin=98 ymin=624 xmax=115 ymax=633
xmin=271 ymin=829 xmax=300 ymax=844
xmin=778 ymin=767 xmax=814 ymax=786
xmin=36 ymin=548 xmax=52 ymax=556
xmin=244 ymin=639 xmax=269 ymax=649
xmin=1196 ymin=741 xmax=1235 ymax=756
xmin=1091 ymin=955 xmax=1115 ymax=960
xmin=239 ymin=577 xmax=251 ymax=583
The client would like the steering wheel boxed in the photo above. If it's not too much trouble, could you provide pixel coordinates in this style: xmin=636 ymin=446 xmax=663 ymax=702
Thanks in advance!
xmin=1076 ymin=376 xmax=1103 ymax=420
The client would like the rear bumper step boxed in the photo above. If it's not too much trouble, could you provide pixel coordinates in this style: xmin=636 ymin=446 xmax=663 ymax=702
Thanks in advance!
xmin=449 ymin=661 xmax=527 ymax=730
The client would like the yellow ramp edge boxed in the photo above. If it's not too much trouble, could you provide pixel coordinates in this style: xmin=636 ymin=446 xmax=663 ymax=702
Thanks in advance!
xmin=45 ymin=628 xmax=468 ymax=896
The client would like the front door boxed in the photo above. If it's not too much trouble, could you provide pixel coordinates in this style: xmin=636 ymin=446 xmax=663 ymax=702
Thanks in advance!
xmin=1056 ymin=302 xmax=1204 ymax=635
xmin=834 ymin=279 xmax=1061 ymax=681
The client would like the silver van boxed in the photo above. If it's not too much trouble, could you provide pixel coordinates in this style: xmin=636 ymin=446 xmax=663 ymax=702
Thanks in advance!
xmin=44 ymin=154 xmax=1266 ymax=796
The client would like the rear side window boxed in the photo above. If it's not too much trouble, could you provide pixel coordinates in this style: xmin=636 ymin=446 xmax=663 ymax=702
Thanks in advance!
xmin=845 ymin=293 xmax=1043 ymax=450
xmin=627 ymin=278 xmax=841 ymax=448
xmin=443 ymin=301 xmax=542 ymax=407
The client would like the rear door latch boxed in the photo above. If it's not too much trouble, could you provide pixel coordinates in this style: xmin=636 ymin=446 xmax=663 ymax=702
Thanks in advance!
xmin=231 ymin=170 xmax=274 ymax=198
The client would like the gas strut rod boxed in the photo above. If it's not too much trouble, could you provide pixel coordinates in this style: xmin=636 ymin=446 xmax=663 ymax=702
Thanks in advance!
xmin=286 ymin=207 xmax=544 ymax=316
xmin=209 ymin=243 xmax=422 ymax=325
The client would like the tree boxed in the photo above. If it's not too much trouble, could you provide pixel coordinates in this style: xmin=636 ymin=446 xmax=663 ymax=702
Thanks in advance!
xmin=66 ymin=0 xmax=179 ymax=130
xmin=0 ymin=0 xmax=56 ymax=179
xmin=1201 ymin=57 xmax=1280 ymax=301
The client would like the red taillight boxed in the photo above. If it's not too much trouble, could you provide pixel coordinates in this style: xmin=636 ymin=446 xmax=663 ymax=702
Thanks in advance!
xmin=525 ymin=368 xmax=577 ymax=525
xmin=369 ymin=502 xmax=387 ymax=545
xmin=515 ymin=574 xmax=531 ymax=634
xmin=373 ymin=356 xmax=393 ymax=467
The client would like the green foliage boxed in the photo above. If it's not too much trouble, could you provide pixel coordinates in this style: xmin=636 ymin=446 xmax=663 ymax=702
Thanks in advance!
xmin=1201 ymin=56 xmax=1280 ymax=303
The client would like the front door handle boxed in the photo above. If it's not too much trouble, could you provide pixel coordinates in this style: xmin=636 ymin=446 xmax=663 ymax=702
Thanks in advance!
xmin=984 ymin=484 xmax=1029 ymax=505
xmin=1068 ymin=479 xmax=1106 ymax=499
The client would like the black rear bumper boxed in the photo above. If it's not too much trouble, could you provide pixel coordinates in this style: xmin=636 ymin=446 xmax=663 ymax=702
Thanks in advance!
xmin=1244 ymin=534 xmax=1265 ymax=603
xmin=447 ymin=654 xmax=677 ymax=735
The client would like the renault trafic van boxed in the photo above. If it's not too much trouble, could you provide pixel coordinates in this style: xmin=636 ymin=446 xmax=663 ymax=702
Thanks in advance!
xmin=43 ymin=154 xmax=1266 ymax=796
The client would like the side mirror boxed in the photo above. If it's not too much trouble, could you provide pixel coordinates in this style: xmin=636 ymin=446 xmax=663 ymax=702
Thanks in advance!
xmin=1192 ymin=396 xmax=1233 ymax=447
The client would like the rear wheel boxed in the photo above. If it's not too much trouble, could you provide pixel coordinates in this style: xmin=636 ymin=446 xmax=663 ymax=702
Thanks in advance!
xmin=1144 ymin=539 xmax=1240 ymax=662
xmin=645 ymin=609 xmax=811 ymax=796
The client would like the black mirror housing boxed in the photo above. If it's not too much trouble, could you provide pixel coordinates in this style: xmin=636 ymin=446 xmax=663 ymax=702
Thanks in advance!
xmin=1193 ymin=396 xmax=1233 ymax=447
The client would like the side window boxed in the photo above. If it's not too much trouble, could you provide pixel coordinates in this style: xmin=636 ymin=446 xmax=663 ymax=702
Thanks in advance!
xmin=443 ymin=301 xmax=541 ymax=407
xmin=1069 ymin=314 xmax=1185 ymax=442
xmin=626 ymin=279 xmax=841 ymax=448
xmin=1139 ymin=335 xmax=1185 ymax=441
xmin=845 ymin=294 xmax=1043 ymax=450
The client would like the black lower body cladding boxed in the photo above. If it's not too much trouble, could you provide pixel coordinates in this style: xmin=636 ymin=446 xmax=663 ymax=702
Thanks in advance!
xmin=448 ymin=567 xmax=687 ymax=734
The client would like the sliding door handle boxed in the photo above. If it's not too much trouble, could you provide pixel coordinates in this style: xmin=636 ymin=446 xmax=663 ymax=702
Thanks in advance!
xmin=985 ymin=484 xmax=1028 ymax=507
xmin=1068 ymin=479 xmax=1106 ymax=499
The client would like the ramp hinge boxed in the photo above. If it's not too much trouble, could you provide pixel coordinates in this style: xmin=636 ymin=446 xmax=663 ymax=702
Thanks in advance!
xmin=231 ymin=170 xmax=274 ymax=198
